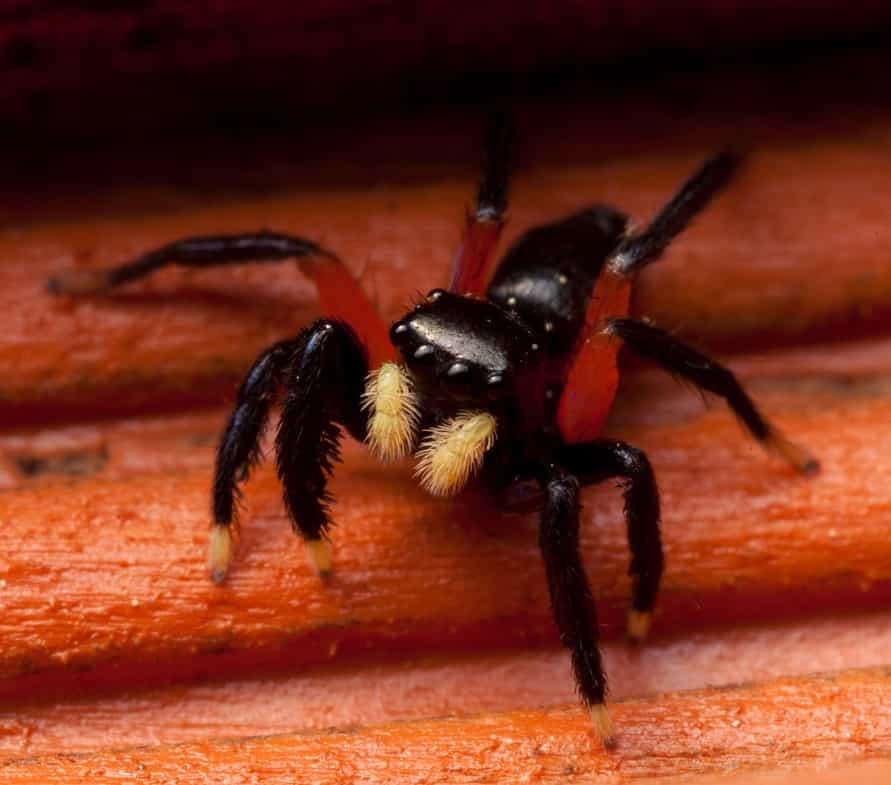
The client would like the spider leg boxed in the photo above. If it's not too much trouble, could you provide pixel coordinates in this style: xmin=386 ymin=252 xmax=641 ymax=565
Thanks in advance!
xmin=608 ymin=317 xmax=819 ymax=473
xmin=275 ymin=319 xmax=369 ymax=577
xmin=608 ymin=151 xmax=742 ymax=275
xmin=560 ymin=439 xmax=662 ymax=644
xmin=556 ymin=152 xmax=742 ymax=443
xmin=538 ymin=465 xmax=614 ymax=746
xmin=209 ymin=338 xmax=298 ymax=582
xmin=449 ymin=112 xmax=512 ymax=295
xmin=46 ymin=231 xmax=394 ymax=366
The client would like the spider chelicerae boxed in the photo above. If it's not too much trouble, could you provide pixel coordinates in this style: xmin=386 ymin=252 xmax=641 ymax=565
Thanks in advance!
xmin=48 ymin=117 xmax=818 ymax=746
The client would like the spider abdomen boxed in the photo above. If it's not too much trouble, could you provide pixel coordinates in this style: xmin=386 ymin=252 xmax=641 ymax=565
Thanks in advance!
xmin=487 ymin=205 xmax=627 ymax=358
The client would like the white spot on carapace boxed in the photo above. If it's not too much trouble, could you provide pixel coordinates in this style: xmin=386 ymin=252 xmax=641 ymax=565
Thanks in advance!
xmin=362 ymin=363 xmax=421 ymax=461
xmin=507 ymin=296 xmax=518 ymax=307
xmin=557 ymin=273 xmax=568 ymax=285
xmin=415 ymin=411 xmax=497 ymax=497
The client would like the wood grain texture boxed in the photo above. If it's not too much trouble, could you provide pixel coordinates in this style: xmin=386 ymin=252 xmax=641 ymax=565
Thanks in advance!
xmin=1 ymin=611 xmax=889 ymax=760
xmin=8 ymin=120 xmax=891 ymax=424
xmin=2 ymin=668 xmax=889 ymax=784
xmin=3 ymin=43 xmax=891 ymax=783
xmin=0 ymin=377 xmax=887 ymax=690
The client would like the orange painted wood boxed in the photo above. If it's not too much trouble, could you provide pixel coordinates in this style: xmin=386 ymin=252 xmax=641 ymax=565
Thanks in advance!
xmin=4 ymin=48 xmax=891 ymax=779
xmin=1 ymin=667 xmax=889 ymax=783
xmin=675 ymin=760 xmax=891 ymax=785
xmin=7 ymin=93 xmax=891 ymax=423
xmin=1 ymin=611 xmax=889 ymax=760
xmin=1 ymin=375 xmax=888 ymax=696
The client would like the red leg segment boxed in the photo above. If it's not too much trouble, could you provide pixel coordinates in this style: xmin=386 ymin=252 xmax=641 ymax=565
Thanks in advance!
xmin=449 ymin=114 xmax=512 ymax=296
xmin=47 ymin=232 xmax=396 ymax=368
xmin=448 ymin=212 xmax=505 ymax=296
xmin=556 ymin=268 xmax=632 ymax=444
xmin=297 ymin=254 xmax=395 ymax=367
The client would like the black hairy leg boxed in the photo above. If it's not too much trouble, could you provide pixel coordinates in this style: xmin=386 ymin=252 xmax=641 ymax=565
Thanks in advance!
xmin=46 ymin=231 xmax=395 ymax=366
xmin=275 ymin=319 xmax=369 ymax=577
xmin=555 ymin=154 xmax=738 ymax=444
xmin=608 ymin=317 xmax=819 ymax=473
xmin=561 ymin=439 xmax=662 ymax=644
xmin=538 ymin=465 xmax=614 ymax=746
xmin=607 ymin=151 xmax=742 ymax=275
xmin=449 ymin=112 xmax=513 ymax=296
xmin=208 ymin=338 xmax=297 ymax=583
xmin=46 ymin=232 xmax=328 ymax=293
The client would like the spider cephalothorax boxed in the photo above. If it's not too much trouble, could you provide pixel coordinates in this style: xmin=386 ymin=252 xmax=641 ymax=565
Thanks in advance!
xmin=48 ymin=116 xmax=818 ymax=746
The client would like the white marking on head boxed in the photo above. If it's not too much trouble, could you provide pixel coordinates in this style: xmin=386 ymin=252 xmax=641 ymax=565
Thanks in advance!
xmin=362 ymin=363 xmax=421 ymax=461
xmin=414 ymin=411 xmax=497 ymax=497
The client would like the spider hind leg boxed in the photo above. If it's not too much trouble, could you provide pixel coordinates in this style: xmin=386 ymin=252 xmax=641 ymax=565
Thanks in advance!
xmin=608 ymin=317 xmax=819 ymax=474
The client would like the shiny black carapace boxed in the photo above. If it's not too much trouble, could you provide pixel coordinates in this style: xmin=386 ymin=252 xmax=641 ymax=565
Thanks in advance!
xmin=48 ymin=118 xmax=818 ymax=745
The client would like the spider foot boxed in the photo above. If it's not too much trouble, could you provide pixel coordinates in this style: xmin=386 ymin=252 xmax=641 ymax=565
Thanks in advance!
xmin=765 ymin=432 xmax=820 ymax=475
xmin=46 ymin=268 xmax=112 ymax=296
xmin=626 ymin=610 xmax=652 ymax=644
xmin=305 ymin=539 xmax=332 ymax=578
xmin=207 ymin=524 xmax=235 ymax=584
xmin=590 ymin=703 xmax=616 ymax=748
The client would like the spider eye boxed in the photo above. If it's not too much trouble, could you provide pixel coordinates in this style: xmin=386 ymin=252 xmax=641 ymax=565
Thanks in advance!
xmin=446 ymin=361 xmax=470 ymax=379
xmin=426 ymin=288 xmax=447 ymax=302
xmin=413 ymin=344 xmax=436 ymax=361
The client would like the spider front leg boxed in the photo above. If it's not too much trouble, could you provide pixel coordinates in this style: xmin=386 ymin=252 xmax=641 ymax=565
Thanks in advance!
xmin=275 ymin=319 xmax=369 ymax=577
xmin=560 ymin=440 xmax=663 ymax=644
xmin=607 ymin=318 xmax=819 ymax=474
xmin=210 ymin=319 xmax=368 ymax=582
xmin=209 ymin=338 xmax=298 ymax=582
xmin=538 ymin=465 xmax=614 ymax=746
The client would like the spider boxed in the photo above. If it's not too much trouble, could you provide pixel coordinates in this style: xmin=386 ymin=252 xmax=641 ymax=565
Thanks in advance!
xmin=48 ymin=118 xmax=818 ymax=746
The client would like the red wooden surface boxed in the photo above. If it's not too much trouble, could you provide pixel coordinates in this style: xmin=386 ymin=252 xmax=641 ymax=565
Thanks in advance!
xmin=2 ymin=43 xmax=891 ymax=783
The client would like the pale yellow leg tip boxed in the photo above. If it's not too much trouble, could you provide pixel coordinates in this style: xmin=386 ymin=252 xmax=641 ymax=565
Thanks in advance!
xmin=46 ymin=269 xmax=111 ymax=296
xmin=590 ymin=704 xmax=616 ymax=748
xmin=765 ymin=432 xmax=820 ymax=475
xmin=626 ymin=610 xmax=652 ymax=644
xmin=305 ymin=539 xmax=332 ymax=578
xmin=207 ymin=524 xmax=234 ymax=584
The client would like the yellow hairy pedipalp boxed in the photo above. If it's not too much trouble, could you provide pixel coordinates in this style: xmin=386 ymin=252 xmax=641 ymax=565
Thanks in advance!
xmin=362 ymin=363 xmax=421 ymax=461
xmin=414 ymin=410 xmax=498 ymax=496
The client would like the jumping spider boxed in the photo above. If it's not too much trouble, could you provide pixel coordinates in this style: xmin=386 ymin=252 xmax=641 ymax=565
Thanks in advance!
xmin=48 ymin=118 xmax=818 ymax=745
